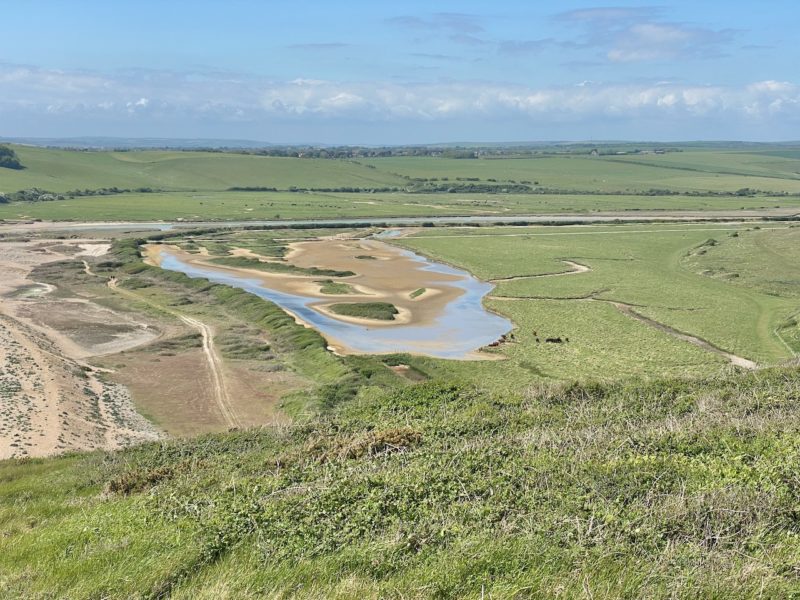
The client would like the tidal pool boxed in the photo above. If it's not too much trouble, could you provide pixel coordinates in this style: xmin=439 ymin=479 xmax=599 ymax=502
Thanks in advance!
xmin=156 ymin=244 xmax=512 ymax=359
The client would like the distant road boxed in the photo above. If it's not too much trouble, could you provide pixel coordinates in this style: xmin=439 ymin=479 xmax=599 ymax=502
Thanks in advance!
xmin=2 ymin=208 xmax=798 ymax=234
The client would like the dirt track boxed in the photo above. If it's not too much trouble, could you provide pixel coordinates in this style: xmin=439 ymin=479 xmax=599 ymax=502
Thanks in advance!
xmin=490 ymin=260 xmax=591 ymax=283
xmin=610 ymin=302 xmax=758 ymax=369
xmin=107 ymin=277 xmax=241 ymax=429
xmin=179 ymin=315 xmax=240 ymax=429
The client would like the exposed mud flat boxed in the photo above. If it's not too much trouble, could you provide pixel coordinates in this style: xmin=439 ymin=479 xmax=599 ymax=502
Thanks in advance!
xmin=146 ymin=237 xmax=512 ymax=359
xmin=13 ymin=298 xmax=158 ymax=358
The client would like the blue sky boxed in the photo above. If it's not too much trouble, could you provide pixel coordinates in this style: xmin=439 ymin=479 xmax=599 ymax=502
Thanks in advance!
xmin=1 ymin=1 xmax=798 ymax=143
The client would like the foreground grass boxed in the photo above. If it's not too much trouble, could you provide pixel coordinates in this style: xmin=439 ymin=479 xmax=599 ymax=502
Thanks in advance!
xmin=2 ymin=367 xmax=800 ymax=598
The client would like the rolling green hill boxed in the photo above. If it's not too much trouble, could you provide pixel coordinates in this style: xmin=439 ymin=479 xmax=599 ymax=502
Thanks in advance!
xmin=361 ymin=151 xmax=800 ymax=194
xmin=0 ymin=146 xmax=406 ymax=192
xmin=2 ymin=146 xmax=800 ymax=222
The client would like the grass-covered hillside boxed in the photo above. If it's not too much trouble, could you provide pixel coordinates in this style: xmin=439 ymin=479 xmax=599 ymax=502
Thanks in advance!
xmin=0 ymin=146 xmax=406 ymax=192
xmin=2 ymin=366 xmax=800 ymax=598
xmin=2 ymin=145 xmax=800 ymax=222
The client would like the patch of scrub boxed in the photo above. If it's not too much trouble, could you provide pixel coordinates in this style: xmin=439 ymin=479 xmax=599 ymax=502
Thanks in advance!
xmin=316 ymin=279 xmax=361 ymax=295
xmin=410 ymin=288 xmax=426 ymax=299
xmin=328 ymin=302 xmax=399 ymax=321
xmin=7 ymin=283 xmax=55 ymax=299
xmin=210 ymin=255 xmax=354 ymax=278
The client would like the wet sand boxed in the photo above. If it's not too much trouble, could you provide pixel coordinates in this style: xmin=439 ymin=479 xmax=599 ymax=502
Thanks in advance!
xmin=148 ymin=239 xmax=468 ymax=329
xmin=146 ymin=238 xmax=512 ymax=359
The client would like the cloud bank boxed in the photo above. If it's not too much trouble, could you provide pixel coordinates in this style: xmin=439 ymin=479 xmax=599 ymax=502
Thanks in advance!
xmin=1 ymin=63 xmax=797 ymax=128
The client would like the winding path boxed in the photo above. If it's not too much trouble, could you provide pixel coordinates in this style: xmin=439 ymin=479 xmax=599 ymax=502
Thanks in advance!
xmin=490 ymin=260 xmax=591 ymax=283
xmin=488 ymin=259 xmax=758 ymax=370
xmin=107 ymin=277 xmax=241 ymax=429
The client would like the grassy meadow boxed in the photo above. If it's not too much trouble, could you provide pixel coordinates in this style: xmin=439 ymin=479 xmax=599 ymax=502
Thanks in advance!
xmin=2 ymin=189 xmax=798 ymax=222
xmin=0 ymin=146 xmax=405 ymax=191
xmin=360 ymin=151 xmax=800 ymax=193
xmin=2 ymin=145 xmax=800 ymax=222
xmin=396 ymin=223 xmax=800 ymax=376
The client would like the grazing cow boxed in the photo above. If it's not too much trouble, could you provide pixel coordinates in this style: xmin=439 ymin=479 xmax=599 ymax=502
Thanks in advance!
xmin=545 ymin=337 xmax=563 ymax=344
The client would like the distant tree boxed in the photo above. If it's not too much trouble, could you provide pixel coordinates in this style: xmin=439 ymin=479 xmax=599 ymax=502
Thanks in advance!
xmin=0 ymin=146 xmax=24 ymax=170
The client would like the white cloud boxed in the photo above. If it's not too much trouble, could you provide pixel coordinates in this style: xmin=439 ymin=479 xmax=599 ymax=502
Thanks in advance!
xmin=0 ymin=63 xmax=798 ymax=127
xmin=748 ymin=80 xmax=795 ymax=93
xmin=557 ymin=7 xmax=737 ymax=63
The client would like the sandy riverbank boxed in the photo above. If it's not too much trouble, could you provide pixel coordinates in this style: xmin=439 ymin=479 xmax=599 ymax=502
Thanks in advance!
xmin=146 ymin=238 xmax=467 ymax=329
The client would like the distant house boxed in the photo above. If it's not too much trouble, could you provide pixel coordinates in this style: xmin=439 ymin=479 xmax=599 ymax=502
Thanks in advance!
xmin=590 ymin=149 xmax=599 ymax=157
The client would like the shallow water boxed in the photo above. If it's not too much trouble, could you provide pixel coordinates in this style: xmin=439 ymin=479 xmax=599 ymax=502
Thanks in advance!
xmin=158 ymin=247 xmax=512 ymax=359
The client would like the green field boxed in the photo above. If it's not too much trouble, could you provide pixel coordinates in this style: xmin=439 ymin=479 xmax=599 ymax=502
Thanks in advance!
xmin=2 ymin=145 xmax=800 ymax=222
xmin=2 ymin=189 xmax=798 ymax=222
xmin=0 ymin=146 xmax=405 ymax=191
xmin=395 ymin=223 xmax=800 ymax=378
xmin=361 ymin=151 xmax=800 ymax=193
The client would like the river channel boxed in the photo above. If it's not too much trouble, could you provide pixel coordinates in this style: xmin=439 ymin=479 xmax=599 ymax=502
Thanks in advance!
xmin=152 ymin=239 xmax=512 ymax=359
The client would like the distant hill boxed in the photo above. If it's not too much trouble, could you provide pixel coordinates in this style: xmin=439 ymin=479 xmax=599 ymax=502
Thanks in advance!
xmin=0 ymin=145 xmax=407 ymax=193
xmin=3 ymin=137 xmax=799 ymax=152
xmin=0 ymin=137 xmax=275 ymax=150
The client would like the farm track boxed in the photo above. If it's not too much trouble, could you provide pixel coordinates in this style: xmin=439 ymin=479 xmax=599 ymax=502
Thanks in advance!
xmin=608 ymin=301 xmax=758 ymax=369
xmin=178 ymin=314 xmax=240 ymax=429
xmin=106 ymin=277 xmax=241 ymax=429
xmin=490 ymin=260 xmax=590 ymax=283
xmin=486 ymin=255 xmax=758 ymax=369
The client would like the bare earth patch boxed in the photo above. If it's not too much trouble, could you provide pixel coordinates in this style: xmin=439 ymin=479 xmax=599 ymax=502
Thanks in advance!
xmin=0 ymin=239 xmax=161 ymax=458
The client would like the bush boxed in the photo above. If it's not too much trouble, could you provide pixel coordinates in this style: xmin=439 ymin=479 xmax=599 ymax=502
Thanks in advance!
xmin=0 ymin=146 xmax=23 ymax=169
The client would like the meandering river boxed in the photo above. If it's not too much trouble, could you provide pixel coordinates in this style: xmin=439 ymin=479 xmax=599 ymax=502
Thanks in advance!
xmin=155 ymin=243 xmax=512 ymax=359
